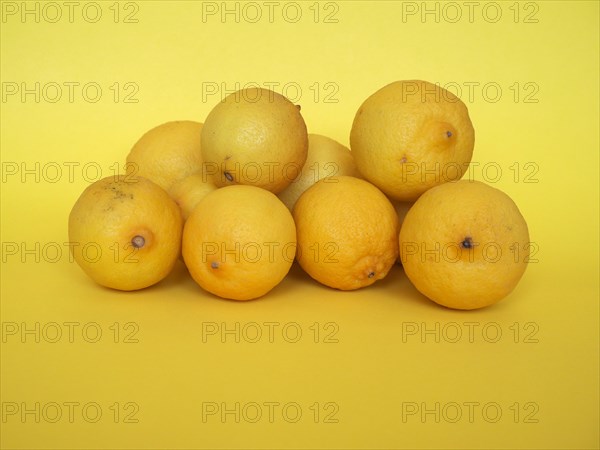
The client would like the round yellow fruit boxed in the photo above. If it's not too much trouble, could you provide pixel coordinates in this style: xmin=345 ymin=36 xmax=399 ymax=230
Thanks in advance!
xmin=68 ymin=175 xmax=183 ymax=291
xmin=126 ymin=121 xmax=204 ymax=191
xmin=277 ymin=133 xmax=358 ymax=211
xmin=399 ymin=180 xmax=530 ymax=310
xmin=201 ymin=88 xmax=308 ymax=194
xmin=350 ymin=80 xmax=475 ymax=201
xmin=293 ymin=176 xmax=399 ymax=290
xmin=168 ymin=172 xmax=218 ymax=221
xmin=182 ymin=185 xmax=296 ymax=300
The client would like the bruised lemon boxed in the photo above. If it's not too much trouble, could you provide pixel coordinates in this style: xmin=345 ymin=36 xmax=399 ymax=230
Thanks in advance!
xmin=350 ymin=80 xmax=475 ymax=201
xmin=182 ymin=185 xmax=296 ymax=300
xmin=68 ymin=175 xmax=183 ymax=290
xmin=293 ymin=176 xmax=399 ymax=290
xmin=126 ymin=121 xmax=204 ymax=191
xmin=399 ymin=180 xmax=530 ymax=310
xmin=277 ymin=133 xmax=358 ymax=211
xmin=201 ymin=88 xmax=308 ymax=193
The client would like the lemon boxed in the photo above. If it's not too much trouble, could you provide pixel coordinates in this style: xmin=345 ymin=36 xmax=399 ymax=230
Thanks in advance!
xmin=182 ymin=185 xmax=296 ymax=300
xmin=399 ymin=180 xmax=530 ymax=310
xmin=68 ymin=175 xmax=183 ymax=291
xmin=277 ymin=133 xmax=358 ymax=211
xmin=168 ymin=172 xmax=218 ymax=221
xmin=350 ymin=80 xmax=475 ymax=201
xmin=293 ymin=176 xmax=399 ymax=290
xmin=126 ymin=121 xmax=204 ymax=191
xmin=201 ymin=88 xmax=308 ymax=193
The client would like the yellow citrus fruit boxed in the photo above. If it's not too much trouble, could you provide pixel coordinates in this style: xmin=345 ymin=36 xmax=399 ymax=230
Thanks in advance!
xmin=182 ymin=185 xmax=296 ymax=300
xmin=168 ymin=172 xmax=218 ymax=221
xmin=399 ymin=180 xmax=530 ymax=310
xmin=126 ymin=121 xmax=204 ymax=191
xmin=350 ymin=80 xmax=475 ymax=201
xmin=201 ymin=88 xmax=308 ymax=193
xmin=293 ymin=176 xmax=399 ymax=290
xmin=68 ymin=175 xmax=183 ymax=291
xmin=277 ymin=133 xmax=358 ymax=211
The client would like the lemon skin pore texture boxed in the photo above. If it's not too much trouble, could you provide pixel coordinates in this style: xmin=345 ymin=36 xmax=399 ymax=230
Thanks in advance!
xmin=399 ymin=180 xmax=529 ymax=310
xmin=182 ymin=185 xmax=297 ymax=301
xmin=68 ymin=175 xmax=183 ymax=291
xmin=201 ymin=88 xmax=308 ymax=194
xmin=293 ymin=176 xmax=399 ymax=291
xmin=350 ymin=80 xmax=475 ymax=202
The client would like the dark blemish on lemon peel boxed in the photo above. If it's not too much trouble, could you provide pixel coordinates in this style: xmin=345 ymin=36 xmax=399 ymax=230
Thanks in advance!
xmin=224 ymin=155 xmax=231 ymax=161
xmin=446 ymin=131 xmax=452 ymax=138
xmin=211 ymin=261 xmax=219 ymax=269
xmin=131 ymin=235 xmax=145 ymax=249
xmin=296 ymin=104 xmax=301 ymax=111
xmin=224 ymin=171 xmax=234 ymax=182
xmin=400 ymin=156 xmax=407 ymax=163
xmin=461 ymin=237 xmax=473 ymax=249
xmin=368 ymin=271 xmax=375 ymax=279
xmin=111 ymin=189 xmax=129 ymax=200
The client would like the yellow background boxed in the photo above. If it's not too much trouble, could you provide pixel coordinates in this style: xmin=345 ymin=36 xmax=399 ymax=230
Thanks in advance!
xmin=1 ymin=1 xmax=599 ymax=448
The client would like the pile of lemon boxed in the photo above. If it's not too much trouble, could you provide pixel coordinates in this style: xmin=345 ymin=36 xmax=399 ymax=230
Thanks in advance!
xmin=69 ymin=80 xmax=530 ymax=310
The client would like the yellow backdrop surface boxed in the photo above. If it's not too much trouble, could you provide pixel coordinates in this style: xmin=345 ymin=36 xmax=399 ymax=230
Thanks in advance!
xmin=1 ymin=1 xmax=598 ymax=449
